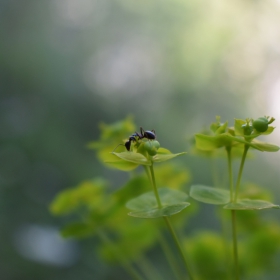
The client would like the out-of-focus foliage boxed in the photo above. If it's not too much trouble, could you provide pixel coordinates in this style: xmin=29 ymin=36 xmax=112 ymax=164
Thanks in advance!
xmin=185 ymin=231 xmax=229 ymax=280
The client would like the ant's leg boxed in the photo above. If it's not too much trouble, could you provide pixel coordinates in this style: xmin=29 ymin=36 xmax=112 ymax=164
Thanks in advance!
xmin=140 ymin=127 xmax=145 ymax=138
xmin=135 ymin=131 xmax=142 ymax=139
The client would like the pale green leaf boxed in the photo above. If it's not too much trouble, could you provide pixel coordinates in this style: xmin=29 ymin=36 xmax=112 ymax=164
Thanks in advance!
xmin=104 ymin=159 xmax=139 ymax=171
xmin=224 ymin=199 xmax=280 ymax=210
xmin=215 ymin=121 xmax=228 ymax=135
xmin=234 ymin=119 xmax=246 ymax=136
xmin=225 ymin=135 xmax=280 ymax=152
xmin=250 ymin=139 xmax=280 ymax=152
xmin=261 ymin=126 xmax=275 ymax=135
xmin=112 ymin=152 xmax=151 ymax=166
xmin=128 ymin=202 xmax=190 ymax=218
xmin=49 ymin=179 xmax=106 ymax=215
xmin=152 ymin=150 xmax=187 ymax=163
xmin=195 ymin=134 xmax=234 ymax=151
xmin=190 ymin=185 xmax=230 ymax=205
xmin=126 ymin=188 xmax=188 ymax=211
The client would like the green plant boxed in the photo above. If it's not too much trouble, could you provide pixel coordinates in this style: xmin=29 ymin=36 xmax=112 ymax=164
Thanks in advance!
xmin=104 ymin=122 xmax=194 ymax=279
xmin=191 ymin=116 xmax=280 ymax=280
xmin=50 ymin=116 xmax=280 ymax=280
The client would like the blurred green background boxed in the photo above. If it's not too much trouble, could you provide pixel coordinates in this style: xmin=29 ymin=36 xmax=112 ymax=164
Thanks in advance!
xmin=1 ymin=0 xmax=280 ymax=279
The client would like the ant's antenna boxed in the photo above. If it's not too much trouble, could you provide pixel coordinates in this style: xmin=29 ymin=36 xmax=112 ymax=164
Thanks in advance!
xmin=112 ymin=143 xmax=126 ymax=153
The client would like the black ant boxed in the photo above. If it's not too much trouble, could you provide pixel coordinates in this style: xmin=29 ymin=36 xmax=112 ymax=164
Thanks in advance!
xmin=124 ymin=133 xmax=139 ymax=151
xmin=125 ymin=127 xmax=156 ymax=151
xmin=113 ymin=127 xmax=156 ymax=152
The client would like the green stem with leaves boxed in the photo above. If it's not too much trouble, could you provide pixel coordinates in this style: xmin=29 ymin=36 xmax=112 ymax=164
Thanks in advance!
xmin=146 ymin=163 xmax=194 ymax=280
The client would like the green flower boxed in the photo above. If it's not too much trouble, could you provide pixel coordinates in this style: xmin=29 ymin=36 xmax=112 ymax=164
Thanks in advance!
xmin=195 ymin=116 xmax=279 ymax=153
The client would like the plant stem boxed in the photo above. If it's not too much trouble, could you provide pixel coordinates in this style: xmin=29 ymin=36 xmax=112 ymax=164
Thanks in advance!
xmin=227 ymin=144 xmax=249 ymax=280
xmin=148 ymin=163 xmax=194 ymax=280
xmin=226 ymin=146 xmax=240 ymax=280
xmin=234 ymin=144 xmax=249 ymax=202
xmin=226 ymin=147 xmax=234 ymax=202
xmin=97 ymin=229 xmax=144 ymax=280
xmin=149 ymin=164 xmax=162 ymax=208
xmin=231 ymin=210 xmax=239 ymax=280
xmin=218 ymin=208 xmax=232 ymax=280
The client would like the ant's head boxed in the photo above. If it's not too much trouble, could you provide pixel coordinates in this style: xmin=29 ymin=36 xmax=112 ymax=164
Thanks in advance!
xmin=125 ymin=140 xmax=131 ymax=151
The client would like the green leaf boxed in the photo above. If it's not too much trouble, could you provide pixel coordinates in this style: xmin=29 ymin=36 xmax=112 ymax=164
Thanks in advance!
xmin=104 ymin=158 xmax=139 ymax=171
xmin=234 ymin=119 xmax=246 ymax=136
xmin=152 ymin=148 xmax=187 ymax=163
xmin=224 ymin=199 xmax=280 ymax=210
xmin=190 ymin=185 xmax=230 ymax=205
xmin=215 ymin=121 xmax=228 ymax=135
xmin=112 ymin=151 xmax=151 ymax=166
xmin=126 ymin=188 xmax=190 ymax=218
xmin=195 ymin=134 xmax=234 ymax=151
xmin=128 ymin=202 xmax=190 ymax=218
xmin=88 ymin=116 xmax=137 ymax=165
xmin=49 ymin=179 xmax=107 ymax=215
xmin=126 ymin=188 xmax=188 ymax=210
xmin=250 ymin=139 xmax=280 ymax=152
xmin=225 ymin=135 xmax=279 ymax=152
xmin=261 ymin=126 xmax=275 ymax=135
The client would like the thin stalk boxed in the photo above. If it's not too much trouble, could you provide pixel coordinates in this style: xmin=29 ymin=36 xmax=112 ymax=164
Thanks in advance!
xmin=231 ymin=210 xmax=239 ymax=280
xmin=234 ymin=144 xmax=249 ymax=202
xmin=226 ymin=147 xmax=234 ymax=202
xmin=97 ymin=230 xmax=144 ymax=280
xmin=218 ymin=208 xmax=232 ymax=280
xmin=149 ymin=164 xmax=162 ymax=208
xmin=227 ymin=143 xmax=249 ymax=280
xmin=226 ymin=146 xmax=240 ymax=280
xmin=148 ymin=163 xmax=194 ymax=280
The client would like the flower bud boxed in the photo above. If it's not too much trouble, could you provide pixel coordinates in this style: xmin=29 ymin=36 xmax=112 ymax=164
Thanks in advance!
xmin=144 ymin=140 xmax=160 ymax=156
xmin=253 ymin=117 xmax=269 ymax=133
